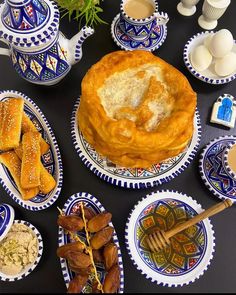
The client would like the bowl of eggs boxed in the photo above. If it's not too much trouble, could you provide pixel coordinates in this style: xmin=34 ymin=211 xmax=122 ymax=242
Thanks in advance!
xmin=183 ymin=29 xmax=236 ymax=84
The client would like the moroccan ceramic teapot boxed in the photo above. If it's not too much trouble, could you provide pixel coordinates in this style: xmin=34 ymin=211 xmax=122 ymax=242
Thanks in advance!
xmin=0 ymin=0 xmax=94 ymax=85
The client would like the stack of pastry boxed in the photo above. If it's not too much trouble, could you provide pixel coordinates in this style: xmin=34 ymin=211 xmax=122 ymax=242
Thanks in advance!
xmin=0 ymin=97 xmax=56 ymax=200
xmin=78 ymin=50 xmax=197 ymax=168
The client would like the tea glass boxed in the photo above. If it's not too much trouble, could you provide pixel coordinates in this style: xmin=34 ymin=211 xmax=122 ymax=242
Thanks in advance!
xmin=198 ymin=0 xmax=231 ymax=30
xmin=119 ymin=0 xmax=169 ymax=41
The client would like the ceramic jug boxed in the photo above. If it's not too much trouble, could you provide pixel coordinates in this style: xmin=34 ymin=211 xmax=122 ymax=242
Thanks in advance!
xmin=0 ymin=0 xmax=94 ymax=85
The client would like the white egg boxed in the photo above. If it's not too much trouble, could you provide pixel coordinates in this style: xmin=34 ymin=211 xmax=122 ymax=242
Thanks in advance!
xmin=215 ymin=52 xmax=236 ymax=77
xmin=203 ymin=33 xmax=214 ymax=50
xmin=209 ymin=29 xmax=234 ymax=58
xmin=190 ymin=45 xmax=212 ymax=72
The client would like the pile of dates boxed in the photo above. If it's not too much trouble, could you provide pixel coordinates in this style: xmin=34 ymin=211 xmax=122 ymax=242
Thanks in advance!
xmin=56 ymin=206 xmax=120 ymax=293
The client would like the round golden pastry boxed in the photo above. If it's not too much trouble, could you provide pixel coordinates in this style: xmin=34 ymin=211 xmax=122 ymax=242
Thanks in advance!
xmin=78 ymin=50 xmax=197 ymax=168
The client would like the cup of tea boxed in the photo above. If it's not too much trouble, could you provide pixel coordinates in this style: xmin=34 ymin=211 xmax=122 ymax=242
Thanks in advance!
xmin=222 ymin=142 xmax=236 ymax=181
xmin=119 ymin=0 xmax=169 ymax=41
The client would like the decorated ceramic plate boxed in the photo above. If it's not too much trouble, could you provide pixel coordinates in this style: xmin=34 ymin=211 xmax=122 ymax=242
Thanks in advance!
xmin=125 ymin=190 xmax=215 ymax=287
xmin=71 ymin=97 xmax=201 ymax=189
xmin=0 ymin=90 xmax=63 ymax=211
xmin=111 ymin=13 xmax=167 ymax=52
xmin=199 ymin=135 xmax=236 ymax=202
xmin=58 ymin=192 xmax=125 ymax=293
xmin=183 ymin=31 xmax=236 ymax=84
xmin=0 ymin=219 xmax=43 ymax=281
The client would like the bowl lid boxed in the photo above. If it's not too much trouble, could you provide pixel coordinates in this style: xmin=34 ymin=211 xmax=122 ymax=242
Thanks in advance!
xmin=0 ymin=0 xmax=59 ymax=49
xmin=0 ymin=203 xmax=15 ymax=242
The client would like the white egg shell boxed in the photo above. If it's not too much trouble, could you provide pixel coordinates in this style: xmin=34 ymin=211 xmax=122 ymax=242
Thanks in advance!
xmin=204 ymin=34 xmax=214 ymax=50
xmin=209 ymin=29 xmax=234 ymax=58
xmin=190 ymin=45 xmax=212 ymax=72
xmin=215 ymin=52 xmax=236 ymax=77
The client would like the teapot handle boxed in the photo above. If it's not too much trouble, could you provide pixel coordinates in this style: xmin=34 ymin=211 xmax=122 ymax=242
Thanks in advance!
xmin=0 ymin=39 xmax=10 ymax=56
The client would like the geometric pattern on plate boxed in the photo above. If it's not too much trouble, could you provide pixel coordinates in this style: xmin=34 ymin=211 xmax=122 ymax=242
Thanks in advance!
xmin=199 ymin=135 xmax=236 ymax=202
xmin=111 ymin=13 xmax=168 ymax=52
xmin=0 ymin=90 xmax=63 ymax=211
xmin=58 ymin=192 xmax=125 ymax=293
xmin=125 ymin=190 xmax=215 ymax=287
xmin=71 ymin=97 xmax=201 ymax=189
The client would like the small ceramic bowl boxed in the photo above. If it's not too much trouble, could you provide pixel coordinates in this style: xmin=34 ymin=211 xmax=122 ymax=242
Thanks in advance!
xmin=0 ymin=204 xmax=43 ymax=281
xmin=125 ymin=190 xmax=215 ymax=287
xmin=183 ymin=31 xmax=236 ymax=84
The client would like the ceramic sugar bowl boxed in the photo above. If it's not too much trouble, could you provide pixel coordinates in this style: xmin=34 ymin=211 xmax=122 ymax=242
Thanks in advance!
xmin=0 ymin=0 xmax=94 ymax=85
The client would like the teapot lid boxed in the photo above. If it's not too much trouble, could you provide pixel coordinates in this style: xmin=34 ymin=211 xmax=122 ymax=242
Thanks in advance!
xmin=0 ymin=0 xmax=60 ymax=48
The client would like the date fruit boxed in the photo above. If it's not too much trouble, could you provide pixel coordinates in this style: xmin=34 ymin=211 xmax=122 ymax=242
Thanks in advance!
xmin=57 ymin=214 xmax=84 ymax=231
xmin=103 ymin=243 xmax=118 ymax=271
xmin=68 ymin=264 xmax=93 ymax=276
xmin=79 ymin=206 xmax=96 ymax=221
xmin=66 ymin=251 xmax=92 ymax=268
xmin=90 ymin=226 xmax=114 ymax=250
xmin=92 ymin=249 xmax=104 ymax=263
xmin=56 ymin=241 xmax=85 ymax=258
xmin=103 ymin=264 xmax=120 ymax=293
xmin=87 ymin=212 xmax=112 ymax=233
xmin=67 ymin=274 xmax=89 ymax=293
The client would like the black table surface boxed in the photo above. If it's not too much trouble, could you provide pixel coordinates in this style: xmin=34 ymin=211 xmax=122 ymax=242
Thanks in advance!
xmin=1 ymin=0 xmax=236 ymax=293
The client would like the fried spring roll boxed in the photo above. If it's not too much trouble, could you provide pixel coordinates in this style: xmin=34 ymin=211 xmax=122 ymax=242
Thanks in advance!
xmin=0 ymin=151 xmax=39 ymax=200
xmin=22 ymin=113 xmax=50 ymax=155
xmin=0 ymin=98 xmax=24 ymax=151
xmin=21 ymin=131 xmax=41 ymax=189
xmin=15 ymin=143 xmax=56 ymax=194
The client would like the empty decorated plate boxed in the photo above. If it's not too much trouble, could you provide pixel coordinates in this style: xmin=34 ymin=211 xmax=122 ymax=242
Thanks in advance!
xmin=183 ymin=31 xmax=236 ymax=84
xmin=58 ymin=192 xmax=124 ymax=293
xmin=199 ymin=135 xmax=236 ymax=202
xmin=111 ymin=13 xmax=168 ymax=52
xmin=0 ymin=90 xmax=63 ymax=211
xmin=125 ymin=190 xmax=215 ymax=287
xmin=71 ymin=97 xmax=201 ymax=189
xmin=0 ymin=204 xmax=43 ymax=281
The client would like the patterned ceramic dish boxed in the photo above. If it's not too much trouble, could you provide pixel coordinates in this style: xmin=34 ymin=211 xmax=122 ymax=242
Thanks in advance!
xmin=58 ymin=192 xmax=125 ymax=293
xmin=125 ymin=190 xmax=215 ymax=287
xmin=199 ymin=135 xmax=236 ymax=202
xmin=183 ymin=31 xmax=236 ymax=84
xmin=0 ymin=90 xmax=63 ymax=211
xmin=71 ymin=97 xmax=201 ymax=189
xmin=0 ymin=204 xmax=43 ymax=281
xmin=111 ymin=13 xmax=167 ymax=51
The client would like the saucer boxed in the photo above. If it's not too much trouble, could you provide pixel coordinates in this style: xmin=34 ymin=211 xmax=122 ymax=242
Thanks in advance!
xmin=111 ymin=14 xmax=167 ymax=51
xmin=71 ymin=97 xmax=201 ymax=189
xmin=199 ymin=135 xmax=236 ymax=202
xmin=125 ymin=190 xmax=215 ymax=287
xmin=183 ymin=31 xmax=236 ymax=84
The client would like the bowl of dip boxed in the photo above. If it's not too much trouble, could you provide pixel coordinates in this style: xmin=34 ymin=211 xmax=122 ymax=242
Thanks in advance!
xmin=0 ymin=204 xmax=43 ymax=281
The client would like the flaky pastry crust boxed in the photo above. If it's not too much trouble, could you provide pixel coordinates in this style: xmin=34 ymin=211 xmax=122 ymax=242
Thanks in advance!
xmin=78 ymin=50 xmax=197 ymax=168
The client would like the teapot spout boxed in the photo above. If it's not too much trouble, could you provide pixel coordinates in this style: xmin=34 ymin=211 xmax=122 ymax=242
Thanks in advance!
xmin=68 ymin=26 xmax=94 ymax=66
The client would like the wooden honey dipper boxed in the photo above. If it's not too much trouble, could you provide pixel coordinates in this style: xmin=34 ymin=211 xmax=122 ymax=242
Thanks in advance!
xmin=146 ymin=198 xmax=233 ymax=253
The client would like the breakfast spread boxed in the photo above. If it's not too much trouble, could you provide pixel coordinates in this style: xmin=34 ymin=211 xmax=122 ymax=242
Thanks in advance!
xmin=78 ymin=50 xmax=196 ymax=168
xmin=0 ymin=97 xmax=56 ymax=200
xmin=0 ymin=223 xmax=38 ymax=276
xmin=57 ymin=203 xmax=121 ymax=293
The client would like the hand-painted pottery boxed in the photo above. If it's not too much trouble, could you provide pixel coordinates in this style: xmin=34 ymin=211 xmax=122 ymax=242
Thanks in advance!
xmin=125 ymin=190 xmax=215 ymax=287
xmin=0 ymin=0 xmax=94 ymax=85
xmin=111 ymin=13 xmax=167 ymax=51
xmin=183 ymin=31 xmax=236 ymax=84
xmin=0 ymin=204 xmax=43 ymax=281
xmin=0 ymin=90 xmax=63 ymax=211
xmin=71 ymin=97 xmax=201 ymax=189
xmin=199 ymin=135 xmax=236 ymax=202
xmin=58 ymin=192 xmax=125 ymax=293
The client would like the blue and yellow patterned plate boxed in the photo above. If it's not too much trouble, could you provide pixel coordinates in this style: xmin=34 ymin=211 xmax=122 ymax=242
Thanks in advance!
xmin=71 ymin=97 xmax=201 ymax=189
xmin=111 ymin=13 xmax=167 ymax=52
xmin=0 ymin=90 xmax=63 ymax=211
xmin=58 ymin=192 xmax=125 ymax=293
xmin=125 ymin=190 xmax=215 ymax=287
xmin=199 ymin=135 xmax=236 ymax=202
